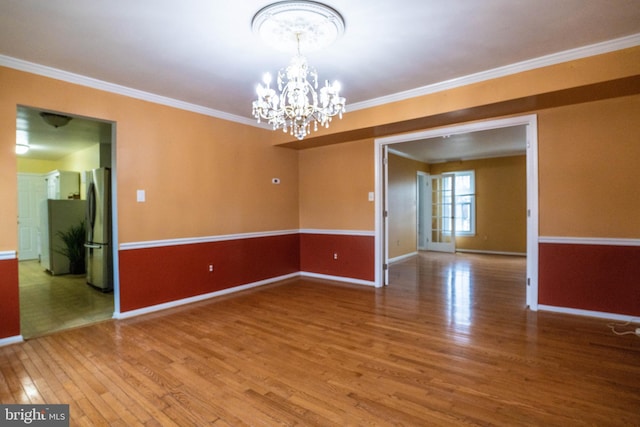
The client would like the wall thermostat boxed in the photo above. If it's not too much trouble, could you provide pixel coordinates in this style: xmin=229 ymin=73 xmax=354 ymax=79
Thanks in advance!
xmin=272 ymin=178 xmax=281 ymax=184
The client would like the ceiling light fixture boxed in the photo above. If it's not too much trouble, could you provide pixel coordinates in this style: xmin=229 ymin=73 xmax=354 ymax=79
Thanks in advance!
xmin=40 ymin=112 xmax=72 ymax=128
xmin=15 ymin=143 xmax=29 ymax=155
xmin=251 ymin=1 xmax=346 ymax=140
xmin=15 ymin=129 xmax=30 ymax=155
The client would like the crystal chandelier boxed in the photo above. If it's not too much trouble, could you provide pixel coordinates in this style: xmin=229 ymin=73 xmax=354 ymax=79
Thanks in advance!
xmin=251 ymin=1 xmax=346 ymax=140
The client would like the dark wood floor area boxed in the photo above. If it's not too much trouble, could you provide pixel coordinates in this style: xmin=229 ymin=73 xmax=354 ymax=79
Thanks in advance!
xmin=1 ymin=252 xmax=639 ymax=425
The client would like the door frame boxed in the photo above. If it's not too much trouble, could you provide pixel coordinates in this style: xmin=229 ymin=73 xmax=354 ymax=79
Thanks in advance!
xmin=16 ymin=107 xmax=120 ymax=323
xmin=374 ymin=114 xmax=539 ymax=310
xmin=417 ymin=171 xmax=428 ymax=251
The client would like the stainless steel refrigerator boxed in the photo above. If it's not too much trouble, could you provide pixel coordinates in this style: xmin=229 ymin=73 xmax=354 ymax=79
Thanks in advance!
xmin=85 ymin=167 xmax=113 ymax=291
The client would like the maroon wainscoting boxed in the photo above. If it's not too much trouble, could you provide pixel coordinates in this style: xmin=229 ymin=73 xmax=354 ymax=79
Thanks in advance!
xmin=539 ymin=243 xmax=640 ymax=316
xmin=118 ymin=234 xmax=300 ymax=313
xmin=299 ymin=233 xmax=375 ymax=282
xmin=0 ymin=258 xmax=20 ymax=339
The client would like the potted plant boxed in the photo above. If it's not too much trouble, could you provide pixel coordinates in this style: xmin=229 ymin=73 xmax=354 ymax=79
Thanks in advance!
xmin=56 ymin=220 xmax=86 ymax=275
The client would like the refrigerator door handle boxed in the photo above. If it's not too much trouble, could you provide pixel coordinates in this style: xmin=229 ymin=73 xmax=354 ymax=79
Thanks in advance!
xmin=87 ymin=181 xmax=96 ymax=230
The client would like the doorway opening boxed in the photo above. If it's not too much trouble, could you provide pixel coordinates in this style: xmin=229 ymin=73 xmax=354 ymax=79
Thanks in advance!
xmin=375 ymin=114 xmax=538 ymax=310
xmin=16 ymin=105 xmax=119 ymax=338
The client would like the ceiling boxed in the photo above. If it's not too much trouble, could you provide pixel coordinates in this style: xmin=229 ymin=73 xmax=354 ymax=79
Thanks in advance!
xmin=3 ymin=1 xmax=639 ymax=161
xmin=389 ymin=125 xmax=527 ymax=164
xmin=16 ymin=107 xmax=112 ymax=161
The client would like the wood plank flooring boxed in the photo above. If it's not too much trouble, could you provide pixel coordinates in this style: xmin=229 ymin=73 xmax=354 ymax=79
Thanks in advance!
xmin=2 ymin=252 xmax=639 ymax=425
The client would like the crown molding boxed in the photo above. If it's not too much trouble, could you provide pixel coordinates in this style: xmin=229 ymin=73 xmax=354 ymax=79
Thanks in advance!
xmin=0 ymin=54 xmax=257 ymax=127
xmin=348 ymin=33 xmax=640 ymax=112
xmin=1 ymin=33 xmax=638 ymax=125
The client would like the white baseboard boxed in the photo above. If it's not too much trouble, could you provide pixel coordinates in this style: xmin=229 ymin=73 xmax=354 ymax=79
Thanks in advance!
xmin=400 ymin=249 xmax=526 ymax=258
xmin=115 ymin=271 xmax=376 ymax=320
xmin=538 ymin=304 xmax=638 ymax=322
xmin=0 ymin=335 xmax=24 ymax=347
xmin=300 ymin=271 xmax=376 ymax=287
xmin=456 ymin=249 xmax=526 ymax=256
xmin=114 ymin=272 xmax=299 ymax=319
xmin=389 ymin=252 xmax=418 ymax=264
xmin=3 ymin=270 xmax=374 ymax=341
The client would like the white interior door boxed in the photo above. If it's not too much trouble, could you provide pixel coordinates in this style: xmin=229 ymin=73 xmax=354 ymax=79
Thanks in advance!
xmin=417 ymin=172 xmax=429 ymax=250
xmin=426 ymin=173 xmax=456 ymax=253
xmin=17 ymin=173 xmax=46 ymax=260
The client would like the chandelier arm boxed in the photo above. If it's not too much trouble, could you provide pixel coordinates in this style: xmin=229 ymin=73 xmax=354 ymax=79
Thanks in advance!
xmin=250 ymin=2 xmax=346 ymax=140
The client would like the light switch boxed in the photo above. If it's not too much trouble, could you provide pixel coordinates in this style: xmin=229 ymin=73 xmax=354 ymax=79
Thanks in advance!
xmin=136 ymin=189 xmax=145 ymax=202
xmin=368 ymin=192 xmax=374 ymax=201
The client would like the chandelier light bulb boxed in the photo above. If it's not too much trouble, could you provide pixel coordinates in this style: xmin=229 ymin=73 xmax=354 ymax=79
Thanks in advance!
xmin=251 ymin=1 xmax=346 ymax=140
xmin=253 ymin=52 xmax=345 ymax=140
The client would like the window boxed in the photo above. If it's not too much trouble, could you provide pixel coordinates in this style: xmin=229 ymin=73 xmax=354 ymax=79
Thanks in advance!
xmin=443 ymin=171 xmax=475 ymax=236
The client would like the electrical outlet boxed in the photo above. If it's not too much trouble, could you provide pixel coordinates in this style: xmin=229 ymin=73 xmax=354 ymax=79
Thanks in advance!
xmin=636 ymin=328 xmax=640 ymax=336
xmin=208 ymin=264 xmax=214 ymax=272
xmin=333 ymin=253 xmax=338 ymax=260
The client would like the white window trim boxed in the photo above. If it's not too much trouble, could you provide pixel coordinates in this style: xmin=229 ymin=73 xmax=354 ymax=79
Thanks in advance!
xmin=445 ymin=170 xmax=475 ymax=237
xmin=456 ymin=170 xmax=475 ymax=237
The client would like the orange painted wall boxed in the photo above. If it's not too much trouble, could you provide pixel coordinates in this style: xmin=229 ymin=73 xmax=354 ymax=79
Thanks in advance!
xmin=430 ymin=156 xmax=527 ymax=253
xmin=0 ymin=66 xmax=299 ymax=250
xmin=1 ymin=46 xmax=639 ymax=337
xmin=0 ymin=66 xmax=300 ymax=335
xmin=298 ymin=138 xmax=375 ymax=230
xmin=386 ymin=154 xmax=526 ymax=258
xmin=270 ymin=46 xmax=640 ymax=145
xmin=538 ymin=95 xmax=640 ymax=238
xmin=387 ymin=154 xmax=428 ymax=259
xmin=115 ymin=105 xmax=299 ymax=242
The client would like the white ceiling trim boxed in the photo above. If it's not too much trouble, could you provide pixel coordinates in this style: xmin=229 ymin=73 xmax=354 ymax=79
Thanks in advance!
xmin=0 ymin=54 xmax=257 ymax=127
xmin=1 ymin=33 xmax=638 ymax=128
xmin=348 ymin=33 xmax=640 ymax=112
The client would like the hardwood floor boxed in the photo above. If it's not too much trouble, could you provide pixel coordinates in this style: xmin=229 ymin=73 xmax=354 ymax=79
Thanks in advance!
xmin=18 ymin=260 xmax=114 ymax=339
xmin=2 ymin=252 xmax=639 ymax=425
